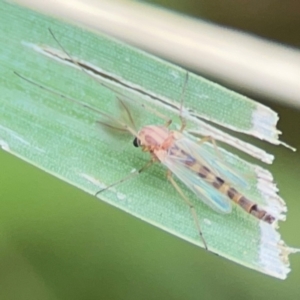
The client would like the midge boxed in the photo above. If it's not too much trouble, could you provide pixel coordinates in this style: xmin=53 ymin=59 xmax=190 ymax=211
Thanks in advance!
xmin=15 ymin=29 xmax=276 ymax=250
xmin=94 ymin=76 xmax=276 ymax=249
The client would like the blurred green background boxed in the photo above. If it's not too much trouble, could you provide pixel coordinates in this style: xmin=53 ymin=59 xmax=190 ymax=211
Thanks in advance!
xmin=1 ymin=1 xmax=300 ymax=299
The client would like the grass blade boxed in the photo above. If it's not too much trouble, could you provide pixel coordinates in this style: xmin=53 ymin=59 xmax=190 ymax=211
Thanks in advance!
xmin=0 ymin=1 xmax=298 ymax=279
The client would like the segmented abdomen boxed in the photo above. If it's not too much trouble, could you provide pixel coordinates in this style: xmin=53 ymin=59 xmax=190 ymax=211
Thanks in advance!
xmin=185 ymin=153 xmax=275 ymax=224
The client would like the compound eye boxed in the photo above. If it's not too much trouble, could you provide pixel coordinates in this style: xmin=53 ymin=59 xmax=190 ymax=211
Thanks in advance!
xmin=133 ymin=137 xmax=140 ymax=147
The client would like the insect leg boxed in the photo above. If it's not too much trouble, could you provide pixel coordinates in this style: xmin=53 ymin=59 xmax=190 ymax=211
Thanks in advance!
xmin=48 ymin=28 xmax=126 ymax=99
xmin=197 ymin=135 xmax=223 ymax=161
xmin=14 ymin=71 xmax=111 ymax=115
xmin=167 ymin=170 xmax=208 ymax=250
xmin=48 ymin=28 xmax=105 ymax=87
xmin=131 ymin=72 xmax=191 ymax=129
xmin=49 ymin=29 xmax=172 ymax=129
xmin=95 ymin=159 xmax=155 ymax=196
xmin=139 ymin=102 xmax=173 ymax=128
xmin=178 ymin=72 xmax=189 ymax=132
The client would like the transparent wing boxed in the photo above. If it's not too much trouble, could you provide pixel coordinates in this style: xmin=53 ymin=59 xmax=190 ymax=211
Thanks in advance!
xmin=176 ymin=137 xmax=249 ymax=189
xmin=160 ymin=139 xmax=232 ymax=214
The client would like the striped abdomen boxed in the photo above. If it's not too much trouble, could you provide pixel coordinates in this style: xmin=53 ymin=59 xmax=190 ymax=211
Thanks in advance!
xmin=189 ymin=159 xmax=275 ymax=224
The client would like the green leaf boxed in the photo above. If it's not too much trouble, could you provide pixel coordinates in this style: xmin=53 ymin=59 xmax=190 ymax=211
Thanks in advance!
xmin=0 ymin=1 xmax=297 ymax=279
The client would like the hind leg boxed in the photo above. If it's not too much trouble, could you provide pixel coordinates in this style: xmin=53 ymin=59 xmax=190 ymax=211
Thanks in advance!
xmin=167 ymin=170 xmax=208 ymax=250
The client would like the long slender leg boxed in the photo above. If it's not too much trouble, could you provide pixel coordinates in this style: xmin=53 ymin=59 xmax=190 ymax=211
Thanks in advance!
xmin=50 ymin=29 xmax=174 ymax=129
xmin=136 ymin=73 xmax=190 ymax=129
xmin=49 ymin=28 xmax=106 ymax=88
xmin=167 ymin=171 xmax=208 ymax=250
xmin=48 ymin=28 xmax=132 ymax=106
xmin=116 ymin=96 xmax=137 ymax=131
xmin=138 ymin=72 xmax=190 ymax=129
xmin=178 ymin=114 xmax=187 ymax=133
xmin=95 ymin=159 xmax=155 ymax=196
xmin=197 ymin=135 xmax=223 ymax=161
xmin=49 ymin=29 xmax=183 ymax=132
xmin=139 ymin=102 xmax=172 ymax=128
xmin=178 ymin=72 xmax=189 ymax=132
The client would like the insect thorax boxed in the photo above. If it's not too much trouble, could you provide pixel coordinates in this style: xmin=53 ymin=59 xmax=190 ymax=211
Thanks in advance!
xmin=138 ymin=125 xmax=171 ymax=150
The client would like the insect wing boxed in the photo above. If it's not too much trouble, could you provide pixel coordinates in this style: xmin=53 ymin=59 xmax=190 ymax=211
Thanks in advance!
xmin=177 ymin=137 xmax=248 ymax=190
xmin=162 ymin=139 xmax=232 ymax=213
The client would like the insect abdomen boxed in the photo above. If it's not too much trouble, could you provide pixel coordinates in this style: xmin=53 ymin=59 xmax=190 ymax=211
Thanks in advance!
xmin=226 ymin=186 xmax=275 ymax=224
xmin=197 ymin=165 xmax=276 ymax=224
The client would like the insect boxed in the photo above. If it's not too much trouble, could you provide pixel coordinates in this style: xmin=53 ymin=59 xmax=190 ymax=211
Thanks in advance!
xmin=92 ymin=80 xmax=276 ymax=250
xmin=15 ymin=29 xmax=276 ymax=250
